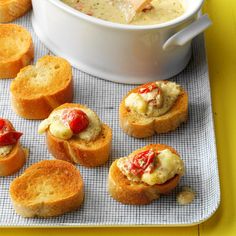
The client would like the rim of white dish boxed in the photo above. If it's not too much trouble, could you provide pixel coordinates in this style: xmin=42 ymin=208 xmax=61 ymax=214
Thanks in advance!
xmin=49 ymin=0 xmax=204 ymax=30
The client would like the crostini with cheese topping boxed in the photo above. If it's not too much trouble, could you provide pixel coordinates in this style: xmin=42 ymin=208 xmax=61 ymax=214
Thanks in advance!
xmin=108 ymin=144 xmax=184 ymax=205
xmin=119 ymin=81 xmax=188 ymax=138
xmin=0 ymin=118 xmax=27 ymax=176
xmin=38 ymin=103 xmax=112 ymax=167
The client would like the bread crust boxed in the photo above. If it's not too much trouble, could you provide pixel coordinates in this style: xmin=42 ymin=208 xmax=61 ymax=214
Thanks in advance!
xmin=45 ymin=103 xmax=112 ymax=167
xmin=0 ymin=141 xmax=26 ymax=176
xmin=0 ymin=24 xmax=34 ymax=79
xmin=10 ymin=56 xmax=73 ymax=119
xmin=119 ymin=81 xmax=188 ymax=138
xmin=108 ymin=144 xmax=182 ymax=205
xmin=10 ymin=160 xmax=84 ymax=218
xmin=0 ymin=0 xmax=32 ymax=23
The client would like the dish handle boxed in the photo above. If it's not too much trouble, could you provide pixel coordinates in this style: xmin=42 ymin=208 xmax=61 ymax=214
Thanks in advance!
xmin=162 ymin=14 xmax=212 ymax=51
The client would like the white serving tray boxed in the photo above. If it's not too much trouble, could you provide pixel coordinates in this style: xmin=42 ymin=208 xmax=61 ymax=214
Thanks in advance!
xmin=0 ymin=13 xmax=220 ymax=227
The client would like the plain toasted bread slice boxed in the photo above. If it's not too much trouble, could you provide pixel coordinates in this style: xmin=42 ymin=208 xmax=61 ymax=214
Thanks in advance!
xmin=0 ymin=0 xmax=31 ymax=23
xmin=10 ymin=160 xmax=84 ymax=218
xmin=45 ymin=103 xmax=112 ymax=167
xmin=119 ymin=81 xmax=188 ymax=138
xmin=10 ymin=56 xmax=73 ymax=120
xmin=0 ymin=141 xmax=27 ymax=176
xmin=108 ymin=144 xmax=182 ymax=205
xmin=0 ymin=24 xmax=34 ymax=78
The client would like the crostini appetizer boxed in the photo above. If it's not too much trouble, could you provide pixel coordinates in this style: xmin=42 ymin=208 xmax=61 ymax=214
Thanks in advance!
xmin=10 ymin=56 xmax=73 ymax=119
xmin=0 ymin=0 xmax=32 ymax=23
xmin=0 ymin=24 xmax=34 ymax=79
xmin=108 ymin=144 xmax=184 ymax=205
xmin=0 ymin=118 xmax=27 ymax=176
xmin=38 ymin=103 xmax=112 ymax=167
xmin=119 ymin=81 xmax=188 ymax=138
xmin=10 ymin=160 xmax=84 ymax=218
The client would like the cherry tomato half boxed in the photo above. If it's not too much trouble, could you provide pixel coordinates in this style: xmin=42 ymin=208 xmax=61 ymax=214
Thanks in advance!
xmin=62 ymin=109 xmax=89 ymax=134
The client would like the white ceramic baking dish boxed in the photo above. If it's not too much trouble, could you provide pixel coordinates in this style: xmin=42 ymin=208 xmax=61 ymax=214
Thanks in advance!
xmin=31 ymin=0 xmax=211 ymax=84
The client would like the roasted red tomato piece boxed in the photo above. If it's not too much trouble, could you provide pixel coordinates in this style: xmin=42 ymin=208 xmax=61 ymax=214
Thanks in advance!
xmin=0 ymin=118 xmax=23 ymax=146
xmin=62 ymin=109 xmax=89 ymax=134
xmin=129 ymin=149 xmax=156 ymax=176
xmin=138 ymin=83 xmax=157 ymax=94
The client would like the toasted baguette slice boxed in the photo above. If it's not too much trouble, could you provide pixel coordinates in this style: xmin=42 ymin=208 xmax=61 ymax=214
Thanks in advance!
xmin=129 ymin=0 xmax=152 ymax=12
xmin=10 ymin=160 xmax=84 ymax=218
xmin=108 ymin=144 xmax=182 ymax=205
xmin=0 ymin=24 xmax=34 ymax=78
xmin=117 ymin=0 xmax=151 ymax=22
xmin=0 ymin=142 xmax=27 ymax=176
xmin=119 ymin=81 xmax=188 ymax=138
xmin=10 ymin=56 xmax=73 ymax=119
xmin=0 ymin=0 xmax=31 ymax=23
xmin=45 ymin=103 xmax=112 ymax=167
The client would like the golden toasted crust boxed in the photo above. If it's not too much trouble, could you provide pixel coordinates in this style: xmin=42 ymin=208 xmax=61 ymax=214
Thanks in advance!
xmin=0 ymin=24 xmax=34 ymax=79
xmin=10 ymin=56 xmax=73 ymax=119
xmin=119 ymin=81 xmax=188 ymax=138
xmin=0 ymin=142 xmax=26 ymax=176
xmin=0 ymin=0 xmax=31 ymax=23
xmin=108 ymin=144 xmax=181 ymax=205
xmin=45 ymin=103 xmax=112 ymax=167
xmin=10 ymin=160 xmax=84 ymax=218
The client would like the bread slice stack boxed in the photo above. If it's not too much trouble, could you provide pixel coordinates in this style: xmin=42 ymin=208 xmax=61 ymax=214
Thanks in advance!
xmin=0 ymin=24 xmax=34 ymax=78
xmin=0 ymin=0 xmax=32 ymax=23
xmin=10 ymin=160 xmax=84 ymax=217
xmin=10 ymin=56 xmax=73 ymax=119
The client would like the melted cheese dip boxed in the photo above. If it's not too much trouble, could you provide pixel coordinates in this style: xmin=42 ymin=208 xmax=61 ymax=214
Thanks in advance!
xmin=62 ymin=0 xmax=185 ymax=25
xmin=117 ymin=149 xmax=184 ymax=185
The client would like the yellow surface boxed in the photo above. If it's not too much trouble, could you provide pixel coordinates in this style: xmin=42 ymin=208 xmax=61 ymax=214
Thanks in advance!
xmin=1 ymin=0 xmax=236 ymax=235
